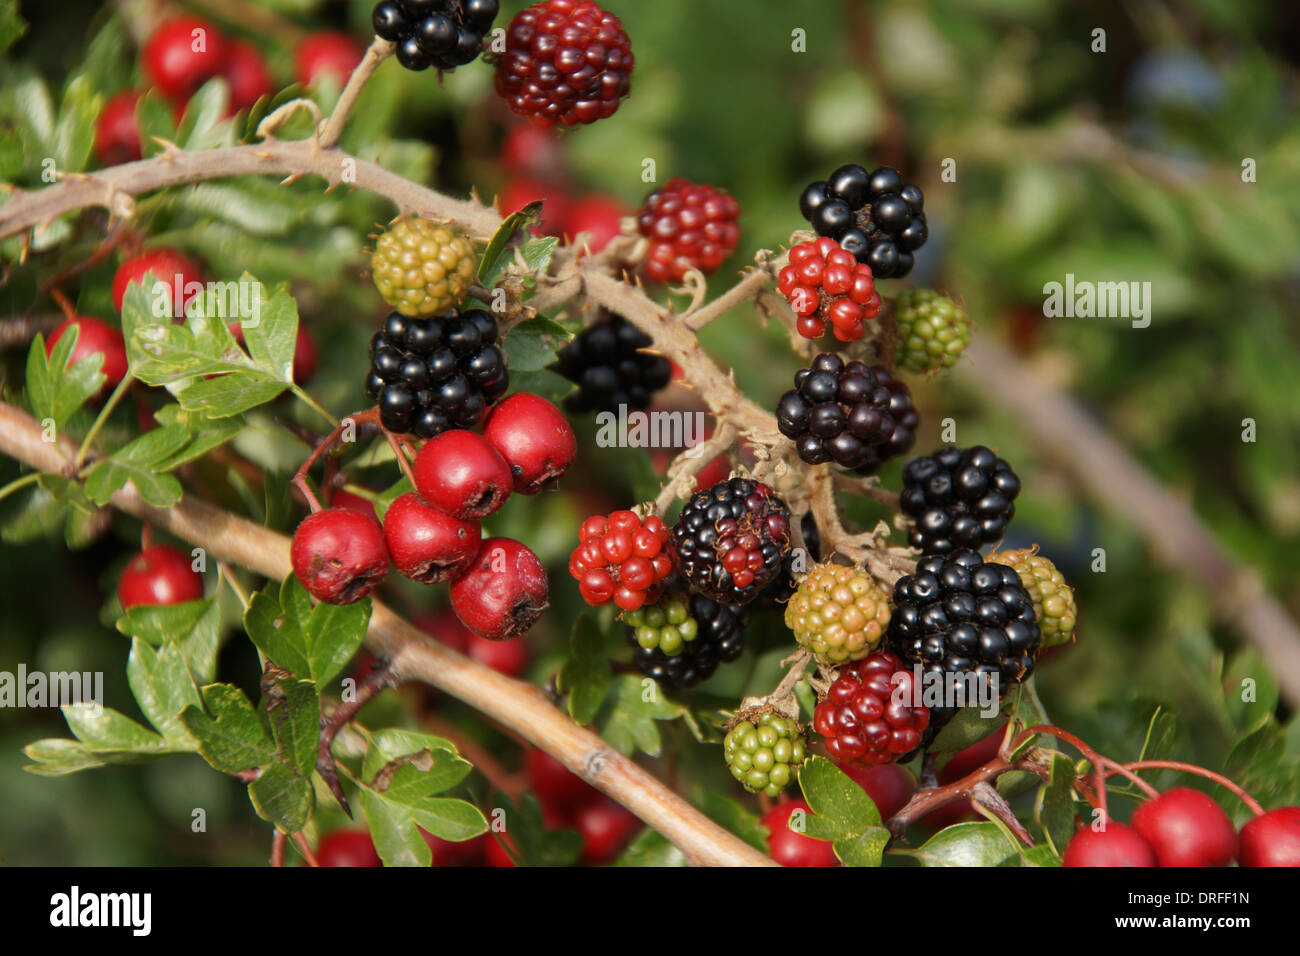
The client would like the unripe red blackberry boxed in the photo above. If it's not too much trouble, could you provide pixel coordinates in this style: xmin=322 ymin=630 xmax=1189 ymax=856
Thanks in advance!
xmin=785 ymin=562 xmax=891 ymax=665
xmin=987 ymin=548 xmax=1077 ymax=649
xmin=552 ymin=313 xmax=671 ymax=415
xmin=637 ymin=178 xmax=741 ymax=283
xmin=799 ymin=164 xmax=927 ymax=279
xmin=494 ymin=0 xmax=633 ymax=128
xmin=892 ymin=289 xmax=972 ymax=374
xmin=625 ymin=591 xmax=748 ymax=690
xmin=778 ymin=236 xmax=882 ymax=342
xmin=724 ymin=710 xmax=806 ymax=798
xmin=776 ymin=353 xmax=918 ymax=475
xmin=291 ymin=508 xmax=390 ymax=605
xmin=449 ymin=537 xmax=548 ymax=641
xmin=900 ymin=445 xmax=1021 ymax=554
xmin=813 ymin=651 xmax=929 ymax=767
xmin=569 ymin=510 xmax=674 ymax=611
xmin=371 ymin=218 xmax=477 ymax=318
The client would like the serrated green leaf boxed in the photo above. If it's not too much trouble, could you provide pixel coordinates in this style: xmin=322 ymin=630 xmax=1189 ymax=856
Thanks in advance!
xmin=126 ymin=638 xmax=201 ymax=748
xmin=798 ymin=755 xmax=883 ymax=838
xmin=904 ymin=821 xmax=1027 ymax=867
xmin=833 ymin=827 xmax=891 ymax=867
xmin=504 ymin=316 xmax=573 ymax=372
xmin=613 ymin=829 xmax=687 ymax=867
xmin=62 ymin=703 xmax=168 ymax=753
xmin=0 ymin=482 xmax=67 ymax=544
xmin=176 ymin=77 xmax=231 ymax=150
xmin=264 ymin=671 xmax=319 ymax=778
xmin=22 ymin=738 xmax=106 ymax=776
xmin=180 ymin=683 xmax=275 ymax=773
xmin=245 ymin=577 xmax=370 ymax=684
xmin=248 ymin=759 xmax=314 ymax=833
xmin=37 ymin=473 xmax=94 ymax=513
xmin=26 ymin=329 xmax=106 ymax=429
xmin=52 ymin=75 xmax=99 ymax=173
xmin=595 ymin=674 xmax=685 ymax=757
xmin=357 ymin=787 xmax=433 ymax=867
xmin=559 ymin=613 xmax=612 ymax=725
xmin=116 ymin=596 xmax=221 ymax=683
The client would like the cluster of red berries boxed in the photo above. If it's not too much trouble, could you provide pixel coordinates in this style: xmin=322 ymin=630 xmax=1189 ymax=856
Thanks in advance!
xmin=778 ymin=236 xmax=882 ymax=342
xmin=568 ymin=511 xmax=674 ymax=611
xmin=292 ymin=393 xmax=575 ymax=641
xmin=637 ymin=178 xmax=742 ymax=284
xmin=813 ymin=651 xmax=931 ymax=768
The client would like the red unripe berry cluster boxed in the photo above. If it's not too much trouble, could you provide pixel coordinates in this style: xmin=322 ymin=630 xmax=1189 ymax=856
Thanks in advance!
xmin=778 ymin=237 xmax=882 ymax=342
xmin=813 ymin=650 xmax=930 ymax=767
xmin=569 ymin=510 xmax=673 ymax=610
xmin=638 ymin=179 xmax=741 ymax=283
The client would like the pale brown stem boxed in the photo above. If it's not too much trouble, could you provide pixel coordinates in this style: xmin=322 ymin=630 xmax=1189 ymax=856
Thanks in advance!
xmin=318 ymin=37 xmax=396 ymax=150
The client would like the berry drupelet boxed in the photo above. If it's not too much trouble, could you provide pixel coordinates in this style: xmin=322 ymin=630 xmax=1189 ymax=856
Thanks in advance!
xmin=552 ymin=313 xmax=672 ymax=414
xmin=776 ymin=353 xmax=918 ymax=475
xmin=366 ymin=309 xmax=509 ymax=437
xmin=813 ymin=650 xmax=930 ymax=768
xmin=625 ymin=591 xmax=748 ymax=690
xmin=670 ymin=477 xmax=792 ymax=606
xmin=799 ymin=164 xmax=927 ymax=279
xmin=373 ymin=0 xmax=499 ymax=72
xmin=637 ymin=178 xmax=741 ymax=283
xmin=899 ymin=445 xmax=1020 ymax=554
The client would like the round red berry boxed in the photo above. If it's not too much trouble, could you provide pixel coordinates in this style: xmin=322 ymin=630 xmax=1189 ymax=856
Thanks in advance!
xmin=449 ymin=537 xmax=548 ymax=641
xmin=777 ymin=236 xmax=881 ymax=342
xmin=295 ymin=31 xmax=364 ymax=87
xmin=422 ymin=607 xmax=531 ymax=677
xmin=316 ymin=829 xmax=381 ymax=867
xmin=482 ymin=392 xmax=577 ymax=494
xmin=94 ymin=91 xmax=142 ymax=166
xmin=763 ymin=799 xmax=837 ymax=867
xmin=637 ymin=178 xmax=741 ymax=283
xmin=1131 ymin=787 xmax=1238 ymax=867
xmin=222 ymin=39 xmax=273 ymax=113
xmin=1062 ymin=823 xmax=1157 ymax=868
xmin=421 ymin=829 xmax=488 ymax=867
xmin=1238 ymin=806 xmax=1300 ymax=867
xmin=383 ymin=492 xmax=481 ymax=584
xmin=525 ymin=747 xmax=599 ymax=812
xmin=331 ymin=488 xmax=377 ymax=522
xmin=813 ymin=650 xmax=929 ymax=767
xmin=572 ymin=795 xmax=640 ymax=864
xmin=412 ymin=430 xmax=513 ymax=519
xmin=290 ymin=508 xmax=389 ymax=605
xmin=567 ymin=194 xmax=629 ymax=253
xmin=839 ymin=763 xmax=915 ymax=820
xmin=484 ymin=833 xmax=517 ymax=866
xmin=501 ymin=123 xmax=566 ymax=178
xmin=495 ymin=0 xmax=633 ymax=128
xmin=568 ymin=510 xmax=673 ymax=610
xmin=143 ymin=17 xmax=228 ymax=101
xmin=112 ymin=248 xmax=204 ymax=318
xmin=118 ymin=545 xmax=203 ymax=609
xmin=46 ymin=316 xmax=129 ymax=395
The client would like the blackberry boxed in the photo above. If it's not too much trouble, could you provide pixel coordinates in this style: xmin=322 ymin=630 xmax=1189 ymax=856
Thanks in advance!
xmin=724 ymin=711 xmax=806 ymax=797
xmin=813 ymin=650 xmax=930 ymax=768
xmin=785 ymin=562 xmax=891 ymax=665
xmin=371 ymin=217 xmax=477 ymax=317
xmin=892 ymin=289 xmax=972 ymax=375
xmin=625 ymin=592 xmax=748 ymax=690
xmin=366 ymin=308 xmax=509 ymax=436
xmin=799 ymin=164 xmax=927 ymax=279
xmin=670 ymin=477 xmax=792 ymax=606
xmin=776 ymin=353 xmax=918 ymax=475
xmin=372 ymin=1 xmax=498 ymax=71
xmin=900 ymin=446 xmax=1020 ymax=554
xmin=552 ymin=313 xmax=671 ymax=414
xmin=886 ymin=549 xmax=1041 ymax=725
xmin=987 ymin=548 xmax=1077 ymax=649
xmin=756 ymin=512 xmax=822 ymax=610
xmin=637 ymin=178 xmax=742 ymax=283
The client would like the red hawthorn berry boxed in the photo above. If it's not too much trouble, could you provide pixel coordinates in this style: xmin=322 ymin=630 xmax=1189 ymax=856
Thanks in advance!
xmin=763 ymin=799 xmax=837 ymax=867
xmin=290 ymin=508 xmax=390 ymax=605
xmin=839 ymin=763 xmax=916 ymax=821
xmin=568 ymin=510 xmax=674 ymax=611
xmin=413 ymin=430 xmax=513 ymax=519
xmin=501 ymin=123 xmax=566 ymax=178
xmin=499 ymin=177 xmax=572 ymax=237
xmin=637 ymin=178 xmax=741 ymax=283
xmin=1062 ymin=822 xmax=1158 ymax=868
xmin=572 ymin=795 xmax=640 ymax=864
xmin=295 ymin=31 xmax=364 ymax=88
xmin=316 ymin=829 xmax=381 ymax=867
xmin=525 ymin=747 xmax=600 ymax=813
xmin=778 ymin=236 xmax=881 ymax=343
xmin=567 ymin=194 xmax=629 ymax=254
xmin=112 ymin=248 xmax=204 ymax=318
xmin=1238 ymin=807 xmax=1300 ymax=867
xmin=118 ymin=545 xmax=204 ymax=609
xmin=383 ymin=492 xmax=481 ymax=584
xmin=421 ymin=829 xmax=488 ymax=867
xmin=222 ymin=39 xmax=274 ymax=113
xmin=449 ymin=537 xmax=548 ymax=641
xmin=1131 ymin=787 xmax=1239 ymax=867
xmin=330 ymin=488 xmax=378 ymax=523
xmin=143 ymin=17 xmax=229 ymax=101
xmin=484 ymin=833 xmax=518 ymax=867
xmin=94 ymin=91 xmax=142 ymax=166
xmin=482 ymin=392 xmax=576 ymax=494
xmin=46 ymin=316 xmax=129 ymax=396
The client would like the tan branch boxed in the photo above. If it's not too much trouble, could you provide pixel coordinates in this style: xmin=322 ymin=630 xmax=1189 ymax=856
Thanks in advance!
xmin=318 ymin=37 xmax=396 ymax=149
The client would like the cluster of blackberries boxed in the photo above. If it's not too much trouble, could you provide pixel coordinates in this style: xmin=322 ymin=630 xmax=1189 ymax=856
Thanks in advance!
xmin=366 ymin=309 xmax=509 ymax=436
xmin=372 ymin=0 xmax=498 ymax=72
xmin=887 ymin=549 xmax=1041 ymax=725
xmin=552 ymin=314 xmax=672 ymax=414
xmin=776 ymin=353 xmax=918 ymax=475
xmin=900 ymin=445 xmax=1021 ymax=554
xmin=799 ymin=164 xmax=927 ymax=279
xmin=625 ymin=592 xmax=748 ymax=690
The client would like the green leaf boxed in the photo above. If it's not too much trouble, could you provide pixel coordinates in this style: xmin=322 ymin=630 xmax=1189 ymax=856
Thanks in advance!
xmin=116 ymin=596 xmax=222 ymax=683
xmin=23 ymin=738 xmax=106 ymax=776
xmin=0 ymin=481 xmax=66 ymax=544
xmin=62 ymin=703 xmax=169 ymax=754
xmin=135 ymin=89 xmax=176 ymax=158
xmin=1033 ymin=752 xmax=1077 ymax=857
xmin=180 ymin=683 xmax=276 ymax=773
xmin=82 ymin=424 xmax=191 ymax=508
xmin=249 ymin=760 xmax=314 ymax=833
xmin=176 ymin=77 xmax=231 ymax=151
xmin=0 ymin=1 xmax=29 ymax=54
xmin=797 ymin=755 xmax=883 ymax=837
xmin=245 ymin=576 xmax=370 ymax=685
xmin=25 ymin=329 xmax=106 ymax=429
xmin=52 ymin=75 xmax=100 ymax=173
xmin=362 ymin=729 xmax=468 ymax=795
xmin=903 ymin=821 xmax=1029 ymax=867
xmin=558 ymin=613 xmax=612 ymax=725
xmin=613 ymin=829 xmax=687 ymax=867
xmin=126 ymin=638 xmax=201 ymax=749
xmin=477 ymin=204 xmax=543 ymax=286
xmin=504 ymin=316 xmax=573 ymax=372
xmin=1136 ymin=704 xmax=1177 ymax=763
xmin=1223 ymin=649 xmax=1279 ymax=734
xmin=263 ymin=671 xmax=319 ymax=779
xmin=833 ymin=828 xmax=892 ymax=867
xmin=699 ymin=791 xmax=767 ymax=852
xmin=595 ymin=674 xmax=685 ymax=757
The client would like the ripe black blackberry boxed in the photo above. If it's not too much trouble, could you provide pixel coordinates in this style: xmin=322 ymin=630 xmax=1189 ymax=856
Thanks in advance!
xmin=886 ymin=549 xmax=1041 ymax=726
xmin=776 ymin=353 xmax=918 ymax=475
xmin=670 ymin=477 xmax=792 ymax=606
xmin=552 ymin=313 xmax=672 ymax=414
xmin=366 ymin=308 xmax=509 ymax=437
xmin=372 ymin=0 xmax=498 ymax=72
xmin=798 ymin=164 xmax=927 ymax=279
xmin=626 ymin=592 xmax=748 ymax=690
xmin=900 ymin=445 xmax=1021 ymax=554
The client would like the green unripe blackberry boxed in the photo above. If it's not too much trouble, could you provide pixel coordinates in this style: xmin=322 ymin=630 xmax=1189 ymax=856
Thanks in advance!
xmin=988 ymin=548 xmax=1077 ymax=649
xmin=371 ymin=217 xmax=477 ymax=317
xmin=623 ymin=595 xmax=696 ymax=655
xmin=785 ymin=562 xmax=891 ymax=666
xmin=892 ymin=289 xmax=972 ymax=374
xmin=723 ymin=711 xmax=806 ymax=798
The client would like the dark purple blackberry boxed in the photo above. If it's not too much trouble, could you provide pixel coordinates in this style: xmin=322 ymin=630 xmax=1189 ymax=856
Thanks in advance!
xmin=626 ymin=592 xmax=748 ymax=690
xmin=798 ymin=164 xmax=927 ymax=279
xmin=552 ymin=313 xmax=672 ymax=415
xmin=886 ymin=549 xmax=1040 ymax=726
xmin=776 ymin=353 xmax=918 ymax=475
xmin=366 ymin=308 xmax=508 ymax=436
xmin=373 ymin=0 xmax=497 ymax=71
xmin=670 ymin=477 xmax=792 ymax=606
xmin=899 ymin=445 xmax=1020 ymax=554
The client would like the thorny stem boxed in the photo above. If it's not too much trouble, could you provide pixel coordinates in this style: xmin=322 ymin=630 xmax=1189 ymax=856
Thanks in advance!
xmin=317 ymin=38 xmax=395 ymax=150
